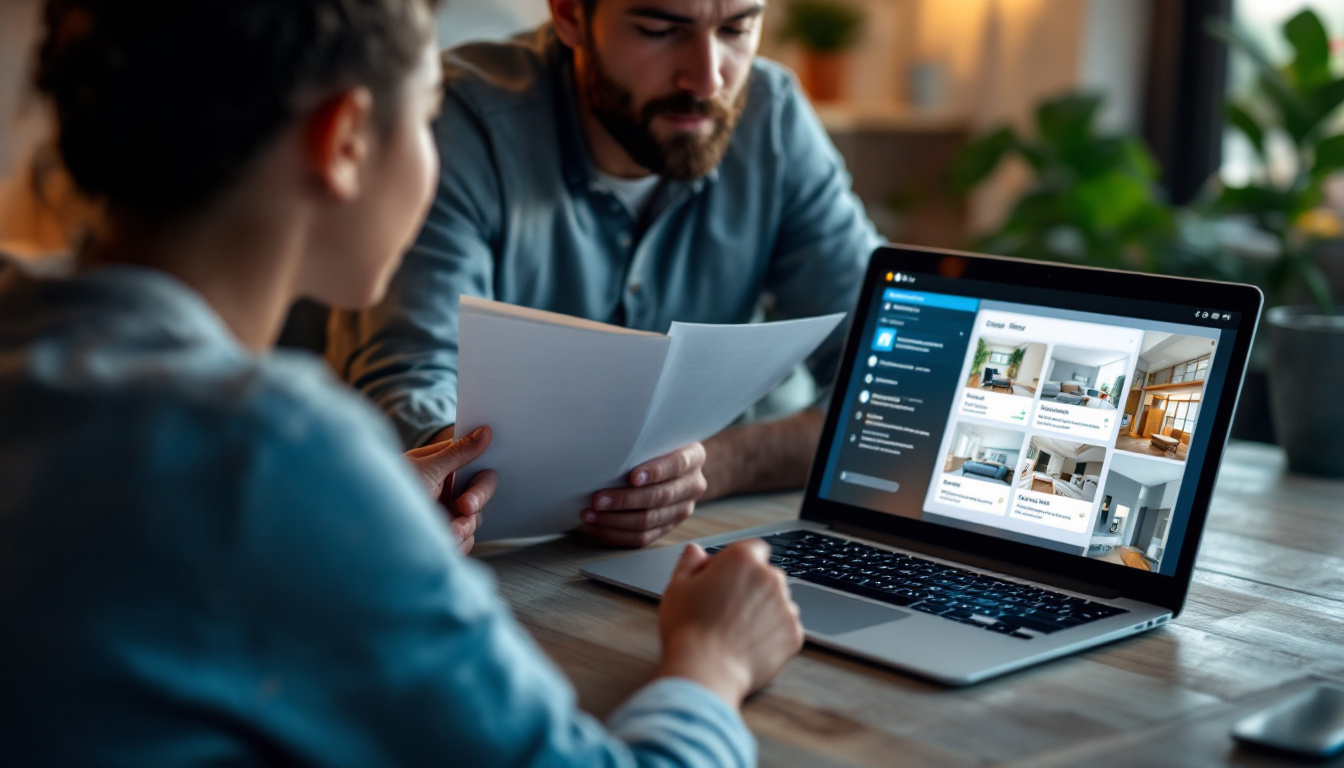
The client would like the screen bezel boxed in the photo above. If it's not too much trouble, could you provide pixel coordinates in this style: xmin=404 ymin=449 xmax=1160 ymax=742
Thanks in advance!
xmin=801 ymin=245 xmax=1263 ymax=615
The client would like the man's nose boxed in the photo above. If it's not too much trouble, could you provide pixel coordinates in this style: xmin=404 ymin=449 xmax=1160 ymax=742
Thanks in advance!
xmin=674 ymin=34 xmax=724 ymax=100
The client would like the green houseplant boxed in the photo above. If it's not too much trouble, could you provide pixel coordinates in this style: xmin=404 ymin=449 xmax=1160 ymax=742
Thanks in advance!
xmin=951 ymin=95 xmax=1179 ymax=272
xmin=779 ymin=0 xmax=865 ymax=102
xmin=1210 ymin=9 xmax=1344 ymax=476
xmin=1208 ymin=9 xmax=1344 ymax=309
xmin=971 ymin=337 xmax=990 ymax=378
xmin=1006 ymin=347 xmax=1025 ymax=380
xmin=949 ymin=93 xmax=1238 ymax=282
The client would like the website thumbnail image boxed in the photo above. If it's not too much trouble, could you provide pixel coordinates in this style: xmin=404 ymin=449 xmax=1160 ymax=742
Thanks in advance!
xmin=1112 ymin=332 xmax=1217 ymax=463
xmin=956 ymin=310 xmax=1141 ymax=444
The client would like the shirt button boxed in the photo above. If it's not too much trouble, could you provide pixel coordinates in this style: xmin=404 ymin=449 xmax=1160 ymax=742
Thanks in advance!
xmin=629 ymin=281 xmax=643 ymax=295
xmin=619 ymin=234 xmax=632 ymax=248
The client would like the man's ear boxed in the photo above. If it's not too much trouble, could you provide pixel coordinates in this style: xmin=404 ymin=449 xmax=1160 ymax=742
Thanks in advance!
xmin=305 ymin=87 xmax=374 ymax=201
xmin=549 ymin=0 xmax=589 ymax=50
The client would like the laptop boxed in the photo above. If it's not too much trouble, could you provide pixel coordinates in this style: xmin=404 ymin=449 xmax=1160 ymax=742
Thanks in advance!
xmin=582 ymin=245 xmax=1263 ymax=685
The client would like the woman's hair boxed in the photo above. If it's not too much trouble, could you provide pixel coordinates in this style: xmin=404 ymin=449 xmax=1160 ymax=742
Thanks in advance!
xmin=35 ymin=0 xmax=440 ymax=217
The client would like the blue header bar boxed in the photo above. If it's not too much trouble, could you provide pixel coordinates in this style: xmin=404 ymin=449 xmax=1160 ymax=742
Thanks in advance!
xmin=883 ymin=288 xmax=980 ymax=314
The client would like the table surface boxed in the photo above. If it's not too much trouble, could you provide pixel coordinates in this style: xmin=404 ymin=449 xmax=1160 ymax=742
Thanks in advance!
xmin=478 ymin=441 xmax=1344 ymax=767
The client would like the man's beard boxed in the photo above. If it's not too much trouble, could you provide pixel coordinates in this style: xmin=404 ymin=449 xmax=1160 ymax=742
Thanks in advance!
xmin=580 ymin=46 xmax=748 ymax=181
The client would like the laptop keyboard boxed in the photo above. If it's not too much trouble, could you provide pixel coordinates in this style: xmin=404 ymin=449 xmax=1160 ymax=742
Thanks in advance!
xmin=707 ymin=530 xmax=1127 ymax=640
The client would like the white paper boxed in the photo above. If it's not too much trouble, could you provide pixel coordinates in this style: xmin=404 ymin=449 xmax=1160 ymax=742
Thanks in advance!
xmin=453 ymin=298 xmax=669 ymax=540
xmin=453 ymin=297 xmax=845 ymax=540
xmin=626 ymin=313 xmax=846 ymax=466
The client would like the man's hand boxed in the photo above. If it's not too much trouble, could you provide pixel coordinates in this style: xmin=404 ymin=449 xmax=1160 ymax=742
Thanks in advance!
xmin=579 ymin=442 xmax=708 ymax=547
xmin=404 ymin=426 xmax=499 ymax=555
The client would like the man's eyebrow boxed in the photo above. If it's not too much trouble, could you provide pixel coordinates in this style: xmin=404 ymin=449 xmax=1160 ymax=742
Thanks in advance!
xmin=628 ymin=4 xmax=766 ymax=25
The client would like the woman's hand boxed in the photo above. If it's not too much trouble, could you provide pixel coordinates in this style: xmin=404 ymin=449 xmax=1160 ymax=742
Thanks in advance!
xmin=404 ymin=426 xmax=498 ymax=555
xmin=655 ymin=540 xmax=804 ymax=707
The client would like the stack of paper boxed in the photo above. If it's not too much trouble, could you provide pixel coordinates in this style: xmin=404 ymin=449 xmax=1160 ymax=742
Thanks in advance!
xmin=453 ymin=296 xmax=845 ymax=540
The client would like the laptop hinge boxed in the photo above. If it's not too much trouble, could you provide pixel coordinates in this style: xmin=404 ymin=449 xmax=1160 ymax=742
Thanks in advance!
xmin=828 ymin=522 xmax=1125 ymax=600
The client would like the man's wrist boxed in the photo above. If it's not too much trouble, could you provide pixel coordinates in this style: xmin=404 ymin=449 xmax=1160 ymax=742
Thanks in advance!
xmin=702 ymin=409 xmax=825 ymax=500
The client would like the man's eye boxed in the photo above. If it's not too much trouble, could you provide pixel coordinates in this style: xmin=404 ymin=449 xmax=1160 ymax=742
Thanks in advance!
xmin=720 ymin=25 xmax=748 ymax=38
xmin=637 ymin=26 xmax=675 ymax=39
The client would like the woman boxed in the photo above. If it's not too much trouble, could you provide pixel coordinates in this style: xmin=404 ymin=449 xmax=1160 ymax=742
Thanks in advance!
xmin=0 ymin=1 xmax=803 ymax=765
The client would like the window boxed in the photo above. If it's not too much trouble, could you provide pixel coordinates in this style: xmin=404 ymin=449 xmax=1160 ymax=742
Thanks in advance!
xmin=989 ymin=352 xmax=1011 ymax=365
xmin=1171 ymin=354 xmax=1211 ymax=384
xmin=1096 ymin=357 xmax=1129 ymax=396
xmin=1164 ymin=393 xmax=1203 ymax=434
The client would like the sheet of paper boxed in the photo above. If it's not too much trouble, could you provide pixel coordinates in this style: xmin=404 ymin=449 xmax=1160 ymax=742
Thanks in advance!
xmin=626 ymin=313 xmax=847 ymax=466
xmin=453 ymin=298 xmax=670 ymax=540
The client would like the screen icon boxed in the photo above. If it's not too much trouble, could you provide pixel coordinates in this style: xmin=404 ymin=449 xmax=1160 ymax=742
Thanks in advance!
xmin=871 ymin=328 xmax=897 ymax=352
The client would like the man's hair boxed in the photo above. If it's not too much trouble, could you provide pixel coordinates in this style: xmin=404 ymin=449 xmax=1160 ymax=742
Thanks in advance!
xmin=35 ymin=0 xmax=440 ymax=217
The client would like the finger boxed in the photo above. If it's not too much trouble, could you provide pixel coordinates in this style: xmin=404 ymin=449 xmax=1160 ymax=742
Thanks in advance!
xmin=628 ymin=442 xmax=706 ymax=487
xmin=410 ymin=426 xmax=492 ymax=482
xmin=405 ymin=439 xmax=450 ymax=459
xmin=458 ymin=535 xmax=475 ymax=556
xmin=670 ymin=543 xmax=709 ymax=582
xmin=577 ymin=522 xmax=678 ymax=548
xmin=451 ymin=510 xmax=481 ymax=543
xmin=722 ymin=537 xmax=772 ymax=565
xmin=455 ymin=469 xmax=499 ymax=516
xmin=581 ymin=501 xmax=693 ymax=531
xmin=593 ymin=471 xmax=706 ymax=513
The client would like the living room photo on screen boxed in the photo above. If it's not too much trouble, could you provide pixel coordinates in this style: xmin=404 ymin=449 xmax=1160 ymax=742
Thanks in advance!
xmin=1038 ymin=346 xmax=1127 ymax=411
xmin=1113 ymin=332 xmax=1218 ymax=462
xmin=964 ymin=336 xmax=1047 ymax=399
xmin=942 ymin=422 xmax=1026 ymax=487
xmin=1014 ymin=436 xmax=1107 ymax=502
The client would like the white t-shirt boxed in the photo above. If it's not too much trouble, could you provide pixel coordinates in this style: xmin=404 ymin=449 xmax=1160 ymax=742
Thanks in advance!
xmin=596 ymin=170 xmax=662 ymax=221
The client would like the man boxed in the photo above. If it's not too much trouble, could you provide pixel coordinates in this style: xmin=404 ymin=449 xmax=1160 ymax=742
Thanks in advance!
xmin=328 ymin=0 xmax=882 ymax=546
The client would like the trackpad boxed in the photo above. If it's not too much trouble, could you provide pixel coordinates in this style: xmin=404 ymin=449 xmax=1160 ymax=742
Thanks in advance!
xmin=791 ymin=583 xmax=910 ymax=636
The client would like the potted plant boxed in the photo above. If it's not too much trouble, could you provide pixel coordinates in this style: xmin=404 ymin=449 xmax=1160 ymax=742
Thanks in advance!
xmin=971 ymin=337 xmax=990 ymax=378
xmin=1210 ymin=9 xmax=1344 ymax=476
xmin=779 ymin=0 xmax=865 ymax=102
xmin=1007 ymin=347 xmax=1025 ymax=380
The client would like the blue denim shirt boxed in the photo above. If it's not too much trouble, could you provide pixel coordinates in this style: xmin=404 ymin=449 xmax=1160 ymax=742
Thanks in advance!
xmin=328 ymin=27 xmax=882 ymax=448
xmin=0 ymin=263 xmax=753 ymax=768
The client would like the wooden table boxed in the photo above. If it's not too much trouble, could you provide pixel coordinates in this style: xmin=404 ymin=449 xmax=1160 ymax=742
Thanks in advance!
xmin=477 ymin=441 xmax=1344 ymax=767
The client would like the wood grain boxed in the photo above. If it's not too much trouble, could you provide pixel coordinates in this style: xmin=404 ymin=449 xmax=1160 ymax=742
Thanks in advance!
xmin=479 ymin=442 xmax=1344 ymax=767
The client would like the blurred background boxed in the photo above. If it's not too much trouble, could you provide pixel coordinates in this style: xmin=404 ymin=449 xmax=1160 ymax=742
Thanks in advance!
xmin=3 ymin=0 xmax=1342 ymax=451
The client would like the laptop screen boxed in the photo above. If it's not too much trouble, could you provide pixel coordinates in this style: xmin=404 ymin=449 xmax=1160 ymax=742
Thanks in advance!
xmin=815 ymin=254 xmax=1249 ymax=580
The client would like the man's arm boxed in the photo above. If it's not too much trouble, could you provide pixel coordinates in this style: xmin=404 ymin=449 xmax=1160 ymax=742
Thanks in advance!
xmin=701 ymin=407 xmax=824 ymax=501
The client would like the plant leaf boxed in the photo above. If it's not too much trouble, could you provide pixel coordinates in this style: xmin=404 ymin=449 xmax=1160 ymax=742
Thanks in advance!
xmin=1284 ymin=9 xmax=1331 ymax=91
xmin=949 ymin=127 xmax=1016 ymax=194
xmin=1035 ymin=94 xmax=1103 ymax=156
xmin=1208 ymin=18 xmax=1315 ymax=144
xmin=1225 ymin=102 xmax=1266 ymax=161
xmin=1312 ymin=134 xmax=1344 ymax=182
xmin=1307 ymin=77 xmax=1344 ymax=135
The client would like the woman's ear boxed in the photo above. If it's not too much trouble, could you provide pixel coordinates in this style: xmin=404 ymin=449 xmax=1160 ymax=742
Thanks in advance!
xmin=305 ymin=86 xmax=374 ymax=201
